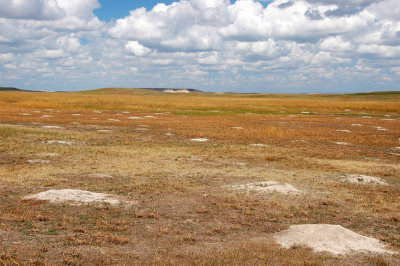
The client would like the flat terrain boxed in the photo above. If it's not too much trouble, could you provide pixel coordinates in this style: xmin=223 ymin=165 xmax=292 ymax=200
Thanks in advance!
xmin=0 ymin=89 xmax=399 ymax=265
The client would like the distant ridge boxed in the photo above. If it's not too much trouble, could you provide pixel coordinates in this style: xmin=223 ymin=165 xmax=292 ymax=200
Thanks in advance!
xmin=0 ymin=87 xmax=35 ymax=92
xmin=140 ymin=88 xmax=203 ymax=93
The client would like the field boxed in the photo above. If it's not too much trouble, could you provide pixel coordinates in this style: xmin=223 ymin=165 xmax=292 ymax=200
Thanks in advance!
xmin=0 ymin=89 xmax=399 ymax=265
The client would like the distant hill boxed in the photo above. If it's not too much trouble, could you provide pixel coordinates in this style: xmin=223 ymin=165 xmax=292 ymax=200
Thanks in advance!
xmin=141 ymin=88 xmax=203 ymax=93
xmin=79 ymin=87 xmax=204 ymax=95
xmin=0 ymin=87 xmax=35 ymax=92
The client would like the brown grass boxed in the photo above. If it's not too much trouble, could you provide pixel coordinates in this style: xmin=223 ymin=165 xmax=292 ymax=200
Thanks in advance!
xmin=0 ymin=90 xmax=399 ymax=264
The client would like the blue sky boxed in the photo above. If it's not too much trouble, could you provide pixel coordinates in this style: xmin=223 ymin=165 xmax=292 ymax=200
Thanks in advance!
xmin=0 ymin=0 xmax=399 ymax=93
xmin=95 ymin=1 xmax=176 ymax=21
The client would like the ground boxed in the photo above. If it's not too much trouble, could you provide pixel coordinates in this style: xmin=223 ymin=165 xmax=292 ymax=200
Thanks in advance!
xmin=0 ymin=89 xmax=399 ymax=265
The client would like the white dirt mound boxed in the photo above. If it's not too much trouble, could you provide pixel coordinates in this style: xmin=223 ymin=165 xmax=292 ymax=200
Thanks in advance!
xmin=250 ymin=143 xmax=268 ymax=147
xmin=334 ymin=142 xmax=350 ymax=145
xmin=345 ymin=175 xmax=387 ymax=185
xmin=273 ymin=224 xmax=396 ymax=255
xmin=36 ymin=153 xmax=58 ymax=157
xmin=231 ymin=181 xmax=301 ymax=195
xmin=43 ymin=140 xmax=74 ymax=145
xmin=87 ymin=173 xmax=113 ymax=179
xmin=191 ymin=138 xmax=208 ymax=142
xmin=23 ymin=189 xmax=133 ymax=206
xmin=27 ymin=159 xmax=50 ymax=164
xmin=43 ymin=126 xmax=63 ymax=129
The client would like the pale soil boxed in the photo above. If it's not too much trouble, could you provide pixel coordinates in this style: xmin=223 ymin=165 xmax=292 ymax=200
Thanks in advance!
xmin=230 ymin=181 xmax=302 ymax=195
xmin=273 ymin=224 xmax=397 ymax=255
xmin=22 ymin=189 xmax=134 ymax=206
xmin=345 ymin=174 xmax=388 ymax=185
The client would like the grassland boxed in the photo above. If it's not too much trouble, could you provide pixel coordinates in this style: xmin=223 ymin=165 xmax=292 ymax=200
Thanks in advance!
xmin=0 ymin=89 xmax=399 ymax=265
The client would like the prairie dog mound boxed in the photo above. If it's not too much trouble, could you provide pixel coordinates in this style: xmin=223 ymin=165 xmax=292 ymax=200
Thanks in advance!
xmin=23 ymin=189 xmax=134 ymax=206
xmin=273 ymin=224 xmax=396 ymax=255
xmin=345 ymin=175 xmax=387 ymax=185
xmin=231 ymin=181 xmax=301 ymax=195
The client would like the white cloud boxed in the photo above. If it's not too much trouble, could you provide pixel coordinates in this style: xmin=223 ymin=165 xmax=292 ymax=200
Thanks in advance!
xmin=0 ymin=0 xmax=399 ymax=92
xmin=125 ymin=41 xmax=152 ymax=56
xmin=0 ymin=0 xmax=65 ymax=20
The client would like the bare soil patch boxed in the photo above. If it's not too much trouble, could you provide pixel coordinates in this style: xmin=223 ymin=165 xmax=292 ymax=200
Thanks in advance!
xmin=273 ymin=224 xmax=396 ymax=255
xmin=22 ymin=189 xmax=134 ymax=206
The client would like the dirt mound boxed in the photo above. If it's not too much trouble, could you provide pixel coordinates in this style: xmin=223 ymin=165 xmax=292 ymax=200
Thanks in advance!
xmin=27 ymin=159 xmax=50 ymax=164
xmin=345 ymin=175 xmax=387 ymax=185
xmin=273 ymin=224 xmax=396 ymax=255
xmin=190 ymin=138 xmax=208 ymax=142
xmin=87 ymin=173 xmax=113 ymax=179
xmin=23 ymin=189 xmax=134 ymax=206
xmin=231 ymin=181 xmax=301 ymax=195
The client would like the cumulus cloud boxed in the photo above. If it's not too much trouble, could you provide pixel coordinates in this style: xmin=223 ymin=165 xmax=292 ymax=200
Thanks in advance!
xmin=0 ymin=0 xmax=65 ymax=20
xmin=125 ymin=41 xmax=152 ymax=56
xmin=0 ymin=0 xmax=399 ymax=92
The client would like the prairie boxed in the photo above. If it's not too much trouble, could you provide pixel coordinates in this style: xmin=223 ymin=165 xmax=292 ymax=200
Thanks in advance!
xmin=0 ymin=89 xmax=399 ymax=265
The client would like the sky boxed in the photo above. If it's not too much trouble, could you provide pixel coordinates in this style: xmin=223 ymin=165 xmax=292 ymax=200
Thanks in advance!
xmin=0 ymin=0 xmax=399 ymax=93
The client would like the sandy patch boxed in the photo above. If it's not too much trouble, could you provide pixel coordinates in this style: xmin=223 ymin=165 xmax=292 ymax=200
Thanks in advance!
xmin=372 ymin=126 xmax=387 ymax=131
xmin=345 ymin=174 xmax=387 ymax=185
xmin=41 ymin=115 xmax=53 ymax=118
xmin=87 ymin=173 xmax=113 ymax=179
xmin=230 ymin=181 xmax=301 ymax=195
xmin=43 ymin=140 xmax=74 ymax=145
xmin=165 ymin=133 xmax=174 ymax=136
xmin=336 ymin=130 xmax=351 ymax=133
xmin=27 ymin=159 xmax=50 ymax=164
xmin=334 ymin=142 xmax=350 ymax=145
xmin=291 ymin=140 xmax=308 ymax=143
xmin=36 ymin=153 xmax=58 ymax=157
xmin=19 ymin=113 xmax=31 ymax=116
xmin=122 ymin=111 xmax=130 ymax=114
xmin=93 ymin=111 xmax=102 ymax=114
xmin=98 ymin=130 xmax=112 ymax=133
xmin=351 ymin=124 xmax=362 ymax=127
xmin=108 ymin=119 xmax=120 ymax=122
xmin=250 ymin=143 xmax=268 ymax=147
xmin=362 ymin=116 xmax=372 ymax=118
xmin=43 ymin=126 xmax=63 ymax=129
xmin=144 ymin=115 xmax=157 ymax=118
xmin=135 ymin=128 xmax=149 ymax=131
xmin=71 ymin=122 xmax=80 ymax=125
xmin=231 ymin=127 xmax=243 ymax=129
xmin=273 ymin=224 xmax=396 ymax=255
xmin=190 ymin=138 xmax=208 ymax=142
xmin=128 ymin=116 xmax=143 ymax=120
xmin=23 ymin=189 xmax=134 ymax=206
xmin=71 ymin=114 xmax=81 ymax=116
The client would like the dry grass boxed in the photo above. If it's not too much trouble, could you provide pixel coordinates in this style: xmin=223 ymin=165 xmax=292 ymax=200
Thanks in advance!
xmin=0 ymin=90 xmax=399 ymax=265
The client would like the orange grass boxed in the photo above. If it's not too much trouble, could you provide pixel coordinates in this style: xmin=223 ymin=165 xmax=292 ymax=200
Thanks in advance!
xmin=0 ymin=89 xmax=399 ymax=265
